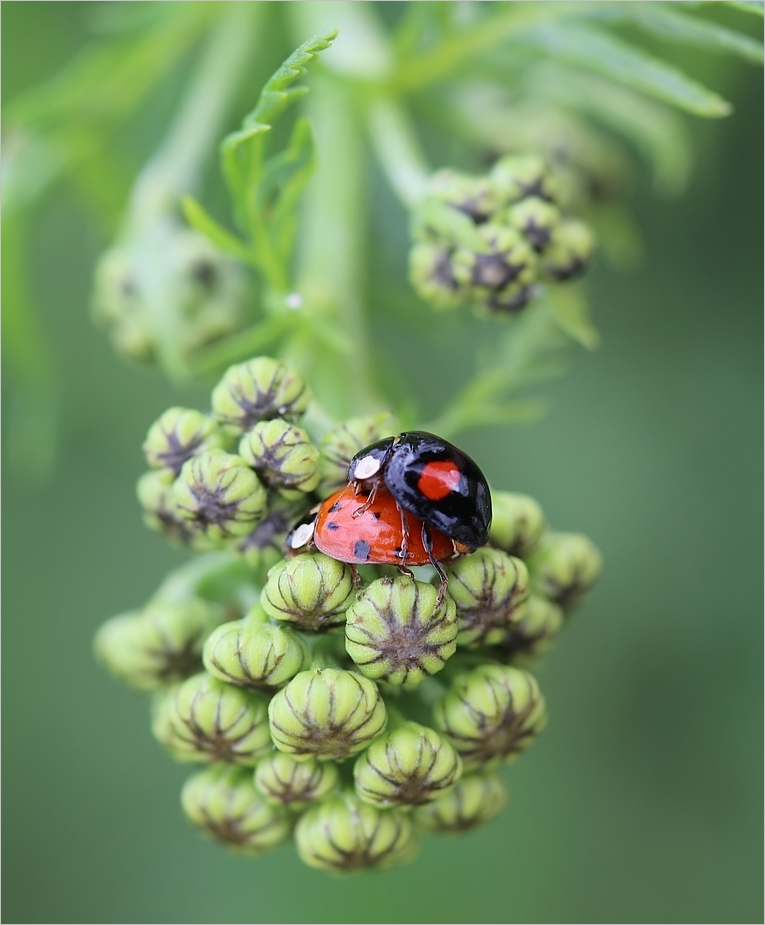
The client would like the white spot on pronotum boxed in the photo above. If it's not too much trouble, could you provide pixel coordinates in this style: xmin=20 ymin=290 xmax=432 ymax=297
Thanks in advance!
xmin=285 ymin=292 xmax=303 ymax=310
xmin=353 ymin=455 xmax=381 ymax=480
xmin=290 ymin=520 xmax=315 ymax=549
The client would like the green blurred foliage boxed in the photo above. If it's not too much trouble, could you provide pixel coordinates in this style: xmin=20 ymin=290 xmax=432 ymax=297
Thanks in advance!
xmin=2 ymin=3 xmax=762 ymax=923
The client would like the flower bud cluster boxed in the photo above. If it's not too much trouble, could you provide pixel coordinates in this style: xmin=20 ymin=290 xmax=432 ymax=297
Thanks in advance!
xmin=97 ymin=362 xmax=602 ymax=873
xmin=409 ymin=157 xmax=595 ymax=317
xmin=91 ymin=225 xmax=248 ymax=366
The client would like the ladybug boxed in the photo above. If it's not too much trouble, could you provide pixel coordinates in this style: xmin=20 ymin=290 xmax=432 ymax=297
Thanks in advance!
xmin=286 ymin=432 xmax=491 ymax=603
xmin=347 ymin=431 xmax=492 ymax=549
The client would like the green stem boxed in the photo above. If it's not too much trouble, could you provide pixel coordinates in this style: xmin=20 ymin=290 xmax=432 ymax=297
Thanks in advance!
xmin=366 ymin=94 xmax=430 ymax=208
xmin=290 ymin=73 xmax=380 ymax=418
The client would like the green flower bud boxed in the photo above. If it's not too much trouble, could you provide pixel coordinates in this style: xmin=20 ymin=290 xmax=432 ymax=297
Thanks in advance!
xmin=317 ymin=413 xmax=394 ymax=496
xmin=154 ymin=673 xmax=272 ymax=765
xmin=211 ymin=357 xmax=310 ymax=433
xmin=507 ymin=197 xmax=561 ymax=252
xmin=354 ymin=721 xmax=462 ymax=808
xmin=203 ymin=613 xmax=308 ymax=689
xmin=143 ymin=407 xmax=220 ymax=475
xmin=345 ymin=576 xmax=457 ymax=686
xmin=489 ymin=491 xmax=546 ymax=558
xmin=542 ymin=218 xmax=595 ymax=281
xmin=445 ymin=548 xmax=530 ymax=647
xmin=414 ymin=771 xmax=506 ymax=833
xmin=234 ymin=497 xmax=308 ymax=573
xmin=526 ymin=531 xmax=602 ymax=611
xmin=137 ymin=469 xmax=201 ymax=548
xmin=425 ymin=169 xmax=501 ymax=225
xmin=238 ymin=420 xmax=319 ymax=494
xmin=181 ymin=765 xmax=291 ymax=854
xmin=409 ymin=242 xmax=465 ymax=310
xmin=261 ymin=553 xmax=355 ymax=633
xmin=91 ymin=247 xmax=155 ymax=363
xmin=173 ymin=449 xmax=267 ymax=542
xmin=490 ymin=155 xmax=558 ymax=204
xmin=94 ymin=599 xmax=224 ymax=691
xmin=498 ymin=595 xmax=564 ymax=667
xmin=434 ymin=665 xmax=546 ymax=768
xmin=480 ymin=281 xmax=538 ymax=317
xmin=452 ymin=225 xmax=537 ymax=297
xmin=254 ymin=752 xmax=339 ymax=809
xmin=295 ymin=792 xmax=416 ymax=872
xmin=268 ymin=668 xmax=387 ymax=760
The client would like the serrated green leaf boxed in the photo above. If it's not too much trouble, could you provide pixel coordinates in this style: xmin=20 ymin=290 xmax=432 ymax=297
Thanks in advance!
xmin=182 ymin=196 xmax=250 ymax=261
xmin=526 ymin=22 xmax=732 ymax=117
xmin=261 ymin=118 xmax=316 ymax=262
xmin=219 ymin=30 xmax=336 ymax=285
xmin=627 ymin=4 xmax=763 ymax=64
xmin=541 ymin=285 xmax=601 ymax=350
xmin=417 ymin=199 xmax=492 ymax=253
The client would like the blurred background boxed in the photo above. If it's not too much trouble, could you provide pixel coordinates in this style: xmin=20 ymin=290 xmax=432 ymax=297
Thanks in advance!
xmin=2 ymin=3 xmax=762 ymax=923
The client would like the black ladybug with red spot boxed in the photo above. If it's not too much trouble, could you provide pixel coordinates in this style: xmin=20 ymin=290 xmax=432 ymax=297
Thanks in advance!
xmin=348 ymin=431 xmax=492 ymax=548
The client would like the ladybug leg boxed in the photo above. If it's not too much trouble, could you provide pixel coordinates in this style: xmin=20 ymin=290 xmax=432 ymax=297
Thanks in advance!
xmin=396 ymin=565 xmax=416 ymax=581
xmin=398 ymin=502 xmax=410 ymax=566
xmin=422 ymin=522 xmax=449 ymax=606
xmin=349 ymin=563 xmax=363 ymax=588
xmin=352 ymin=478 xmax=381 ymax=517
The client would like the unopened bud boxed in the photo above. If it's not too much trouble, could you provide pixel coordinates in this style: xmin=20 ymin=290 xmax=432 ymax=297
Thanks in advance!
xmin=526 ymin=531 xmax=602 ymax=611
xmin=181 ymin=765 xmax=291 ymax=854
xmin=434 ymin=664 xmax=546 ymax=768
xmin=452 ymin=225 xmax=537 ymax=296
xmin=445 ymin=548 xmax=530 ymax=646
xmin=507 ymin=197 xmax=561 ymax=252
xmin=137 ymin=469 xmax=200 ymax=547
xmin=268 ymin=668 xmax=387 ymax=760
xmin=238 ymin=420 xmax=319 ymax=494
xmin=542 ymin=218 xmax=595 ymax=281
xmin=489 ymin=491 xmax=546 ymax=558
xmin=254 ymin=752 xmax=339 ymax=809
xmin=295 ymin=792 xmax=416 ymax=872
xmin=345 ymin=576 xmax=458 ymax=686
xmin=261 ymin=553 xmax=355 ymax=633
xmin=354 ymin=722 xmax=462 ymax=808
xmin=95 ymin=599 xmax=224 ymax=691
xmin=425 ymin=169 xmax=500 ymax=225
xmin=153 ymin=673 xmax=272 ymax=765
xmin=409 ymin=242 xmax=465 ymax=310
xmin=203 ymin=611 xmax=308 ymax=689
xmin=490 ymin=155 xmax=558 ymax=204
xmin=173 ymin=449 xmax=267 ymax=542
xmin=211 ymin=357 xmax=310 ymax=433
xmin=498 ymin=595 xmax=564 ymax=667
xmin=414 ymin=771 xmax=506 ymax=832
xmin=143 ymin=408 xmax=220 ymax=474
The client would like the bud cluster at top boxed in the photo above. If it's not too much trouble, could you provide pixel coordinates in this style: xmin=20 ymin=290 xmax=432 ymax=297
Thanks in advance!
xmin=409 ymin=156 xmax=596 ymax=318
xmin=97 ymin=354 xmax=602 ymax=873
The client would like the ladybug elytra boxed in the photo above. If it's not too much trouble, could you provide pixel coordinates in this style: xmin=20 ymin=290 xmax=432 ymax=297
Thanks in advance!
xmin=287 ymin=432 xmax=491 ymax=603
xmin=348 ymin=431 xmax=492 ymax=548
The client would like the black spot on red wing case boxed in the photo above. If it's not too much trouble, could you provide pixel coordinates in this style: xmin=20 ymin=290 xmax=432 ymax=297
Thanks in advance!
xmin=353 ymin=539 xmax=371 ymax=561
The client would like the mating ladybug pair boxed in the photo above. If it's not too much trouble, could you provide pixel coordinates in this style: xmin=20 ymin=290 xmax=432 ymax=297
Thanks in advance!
xmin=288 ymin=431 xmax=492 ymax=601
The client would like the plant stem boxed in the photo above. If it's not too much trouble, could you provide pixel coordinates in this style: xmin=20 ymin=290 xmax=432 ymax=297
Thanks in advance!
xmin=366 ymin=94 xmax=430 ymax=208
xmin=290 ymin=72 xmax=380 ymax=418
